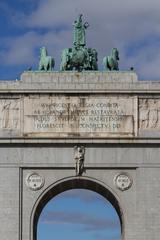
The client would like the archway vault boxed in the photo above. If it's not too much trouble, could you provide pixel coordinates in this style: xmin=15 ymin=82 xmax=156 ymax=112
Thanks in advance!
xmin=30 ymin=176 xmax=124 ymax=240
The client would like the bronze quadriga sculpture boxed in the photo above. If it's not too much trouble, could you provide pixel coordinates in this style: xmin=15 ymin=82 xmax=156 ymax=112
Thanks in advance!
xmin=60 ymin=14 xmax=98 ymax=71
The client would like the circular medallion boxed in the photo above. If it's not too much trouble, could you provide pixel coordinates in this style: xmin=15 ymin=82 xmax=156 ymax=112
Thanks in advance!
xmin=114 ymin=173 xmax=132 ymax=191
xmin=26 ymin=173 xmax=45 ymax=191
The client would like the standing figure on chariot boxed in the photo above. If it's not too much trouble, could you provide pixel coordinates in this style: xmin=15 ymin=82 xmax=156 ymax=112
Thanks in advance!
xmin=73 ymin=14 xmax=89 ymax=47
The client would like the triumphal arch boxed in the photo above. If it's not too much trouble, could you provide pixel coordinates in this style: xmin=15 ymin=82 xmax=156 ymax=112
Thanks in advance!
xmin=0 ymin=70 xmax=160 ymax=240
xmin=1 ymin=15 xmax=160 ymax=240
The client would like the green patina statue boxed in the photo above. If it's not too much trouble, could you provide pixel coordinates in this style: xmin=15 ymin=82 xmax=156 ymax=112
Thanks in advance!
xmin=39 ymin=46 xmax=55 ymax=71
xmin=60 ymin=14 xmax=98 ymax=71
xmin=103 ymin=48 xmax=119 ymax=71
xmin=73 ymin=14 xmax=89 ymax=47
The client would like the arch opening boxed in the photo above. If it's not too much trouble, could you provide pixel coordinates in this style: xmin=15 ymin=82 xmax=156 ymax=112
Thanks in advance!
xmin=32 ymin=177 xmax=124 ymax=240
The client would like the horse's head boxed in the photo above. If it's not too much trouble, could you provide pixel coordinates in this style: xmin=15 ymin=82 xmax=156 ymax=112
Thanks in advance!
xmin=112 ymin=48 xmax=119 ymax=60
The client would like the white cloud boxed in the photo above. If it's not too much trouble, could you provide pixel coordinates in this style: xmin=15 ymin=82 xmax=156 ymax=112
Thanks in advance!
xmin=56 ymin=189 xmax=110 ymax=204
xmin=41 ymin=210 xmax=120 ymax=231
xmin=0 ymin=29 xmax=71 ymax=69
xmin=126 ymin=42 xmax=160 ymax=79
xmin=0 ymin=32 xmax=39 ymax=65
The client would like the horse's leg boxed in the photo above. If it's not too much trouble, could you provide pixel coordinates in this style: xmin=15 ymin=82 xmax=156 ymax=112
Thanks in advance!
xmin=45 ymin=63 xmax=48 ymax=71
xmin=47 ymin=59 xmax=51 ymax=71
xmin=39 ymin=61 xmax=42 ymax=71
xmin=46 ymin=59 xmax=50 ymax=71
xmin=49 ymin=59 xmax=52 ymax=71
xmin=51 ymin=58 xmax=54 ymax=70
xmin=41 ymin=64 xmax=45 ymax=71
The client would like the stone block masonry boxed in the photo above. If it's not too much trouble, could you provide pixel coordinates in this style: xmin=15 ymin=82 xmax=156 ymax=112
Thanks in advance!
xmin=0 ymin=71 xmax=160 ymax=240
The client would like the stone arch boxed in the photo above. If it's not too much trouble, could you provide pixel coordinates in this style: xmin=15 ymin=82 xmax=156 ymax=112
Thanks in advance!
xmin=30 ymin=176 xmax=124 ymax=240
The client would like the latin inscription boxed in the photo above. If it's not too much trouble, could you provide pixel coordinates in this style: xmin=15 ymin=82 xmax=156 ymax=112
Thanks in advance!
xmin=24 ymin=96 xmax=137 ymax=137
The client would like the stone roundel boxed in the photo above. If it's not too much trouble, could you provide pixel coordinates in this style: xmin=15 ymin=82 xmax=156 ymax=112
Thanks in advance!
xmin=26 ymin=172 xmax=45 ymax=191
xmin=114 ymin=172 xmax=132 ymax=191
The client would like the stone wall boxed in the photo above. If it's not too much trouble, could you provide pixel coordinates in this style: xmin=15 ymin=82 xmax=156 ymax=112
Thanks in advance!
xmin=0 ymin=72 xmax=160 ymax=240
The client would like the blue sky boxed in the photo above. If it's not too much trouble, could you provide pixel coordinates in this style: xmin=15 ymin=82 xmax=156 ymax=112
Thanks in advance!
xmin=37 ymin=189 xmax=121 ymax=240
xmin=1 ymin=0 xmax=160 ymax=80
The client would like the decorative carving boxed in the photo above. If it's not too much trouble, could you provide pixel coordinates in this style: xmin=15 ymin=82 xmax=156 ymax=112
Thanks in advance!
xmin=39 ymin=46 xmax=55 ymax=71
xmin=139 ymin=99 xmax=160 ymax=129
xmin=74 ymin=146 xmax=85 ymax=176
xmin=114 ymin=173 xmax=132 ymax=191
xmin=26 ymin=172 xmax=45 ymax=191
xmin=103 ymin=48 xmax=119 ymax=71
xmin=0 ymin=99 xmax=20 ymax=130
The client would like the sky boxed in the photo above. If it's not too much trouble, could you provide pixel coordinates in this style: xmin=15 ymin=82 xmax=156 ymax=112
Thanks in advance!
xmin=1 ymin=0 xmax=160 ymax=80
xmin=37 ymin=189 xmax=121 ymax=240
